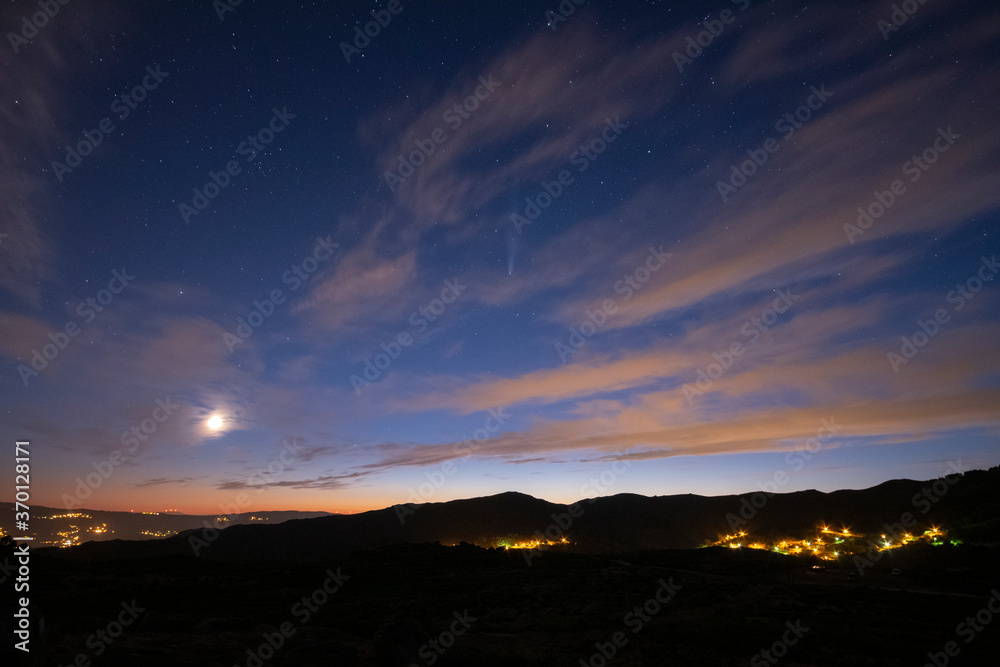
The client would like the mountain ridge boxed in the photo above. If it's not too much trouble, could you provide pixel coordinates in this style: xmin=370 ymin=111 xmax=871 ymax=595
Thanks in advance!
xmin=40 ymin=466 xmax=1000 ymax=562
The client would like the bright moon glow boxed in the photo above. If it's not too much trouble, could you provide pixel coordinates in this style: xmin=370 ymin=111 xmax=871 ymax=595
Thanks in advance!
xmin=207 ymin=415 xmax=224 ymax=430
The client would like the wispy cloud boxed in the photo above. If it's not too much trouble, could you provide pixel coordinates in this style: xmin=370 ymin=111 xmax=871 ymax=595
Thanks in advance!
xmin=216 ymin=471 xmax=371 ymax=491
xmin=134 ymin=477 xmax=198 ymax=488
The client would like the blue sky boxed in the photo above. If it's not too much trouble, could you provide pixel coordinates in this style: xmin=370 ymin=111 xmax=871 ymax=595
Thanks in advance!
xmin=1 ymin=0 xmax=998 ymax=513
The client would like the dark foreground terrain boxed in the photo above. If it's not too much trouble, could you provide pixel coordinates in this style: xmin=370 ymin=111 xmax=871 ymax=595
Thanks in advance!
xmin=6 ymin=542 xmax=1000 ymax=666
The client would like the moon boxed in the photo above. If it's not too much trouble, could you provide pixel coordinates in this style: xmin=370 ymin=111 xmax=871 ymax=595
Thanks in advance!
xmin=207 ymin=414 xmax=224 ymax=430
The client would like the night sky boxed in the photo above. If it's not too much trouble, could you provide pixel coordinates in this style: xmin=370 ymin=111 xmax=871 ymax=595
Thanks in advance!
xmin=2 ymin=0 xmax=998 ymax=515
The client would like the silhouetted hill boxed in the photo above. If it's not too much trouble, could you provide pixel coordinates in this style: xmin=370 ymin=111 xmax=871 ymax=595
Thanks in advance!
xmin=0 ymin=504 xmax=331 ymax=546
xmin=44 ymin=467 xmax=1000 ymax=563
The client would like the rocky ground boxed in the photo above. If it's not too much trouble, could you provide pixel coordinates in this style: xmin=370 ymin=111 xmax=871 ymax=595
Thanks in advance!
xmin=10 ymin=542 xmax=1000 ymax=666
